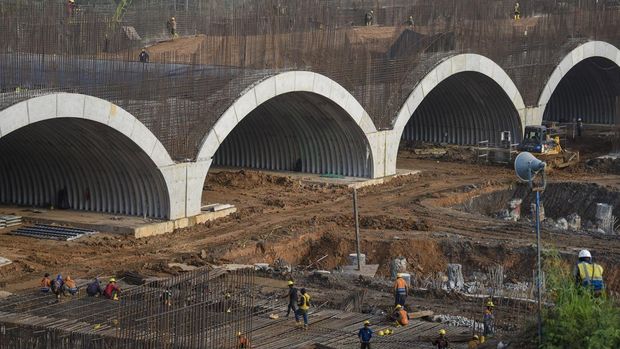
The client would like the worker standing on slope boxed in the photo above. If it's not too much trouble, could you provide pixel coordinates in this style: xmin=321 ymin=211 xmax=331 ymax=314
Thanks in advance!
xmin=393 ymin=273 xmax=408 ymax=307
xmin=513 ymin=3 xmax=520 ymax=20
xmin=574 ymin=249 xmax=604 ymax=297
xmin=284 ymin=280 xmax=298 ymax=317
xmin=139 ymin=48 xmax=149 ymax=63
xmin=365 ymin=10 xmax=374 ymax=26
xmin=432 ymin=329 xmax=450 ymax=348
xmin=104 ymin=278 xmax=121 ymax=300
xmin=236 ymin=331 xmax=250 ymax=348
xmin=40 ymin=273 xmax=52 ymax=293
xmin=167 ymin=17 xmax=178 ymax=39
xmin=391 ymin=304 xmax=409 ymax=326
xmin=358 ymin=320 xmax=373 ymax=349
xmin=295 ymin=288 xmax=311 ymax=329
xmin=481 ymin=300 xmax=495 ymax=343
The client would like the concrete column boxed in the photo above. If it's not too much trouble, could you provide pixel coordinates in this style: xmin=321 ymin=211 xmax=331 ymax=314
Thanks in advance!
xmin=159 ymin=160 xmax=212 ymax=219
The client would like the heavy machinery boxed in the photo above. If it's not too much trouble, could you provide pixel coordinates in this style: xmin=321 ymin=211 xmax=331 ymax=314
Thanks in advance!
xmin=517 ymin=125 xmax=579 ymax=169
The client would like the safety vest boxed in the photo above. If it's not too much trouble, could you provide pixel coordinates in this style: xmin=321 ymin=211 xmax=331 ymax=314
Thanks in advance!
xmin=299 ymin=293 xmax=311 ymax=310
xmin=398 ymin=309 xmax=409 ymax=326
xmin=394 ymin=278 xmax=407 ymax=295
xmin=577 ymin=262 xmax=604 ymax=290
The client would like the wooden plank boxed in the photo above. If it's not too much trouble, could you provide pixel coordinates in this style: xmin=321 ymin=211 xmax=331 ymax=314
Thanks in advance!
xmin=407 ymin=310 xmax=434 ymax=319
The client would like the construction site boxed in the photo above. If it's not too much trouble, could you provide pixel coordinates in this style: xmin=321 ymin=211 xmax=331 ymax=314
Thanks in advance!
xmin=1 ymin=0 xmax=620 ymax=348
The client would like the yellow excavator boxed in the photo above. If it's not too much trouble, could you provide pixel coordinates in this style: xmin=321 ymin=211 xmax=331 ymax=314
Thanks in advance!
xmin=517 ymin=125 xmax=579 ymax=169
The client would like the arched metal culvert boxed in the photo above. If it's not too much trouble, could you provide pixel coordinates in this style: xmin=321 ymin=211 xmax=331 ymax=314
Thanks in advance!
xmin=543 ymin=57 xmax=620 ymax=124
xmin=0 ymin=118 xmax=170 ymax=218
xmin=402 ymin=72 xmax=523 ymax=145
xmin=213 ymin=92 xmax=373 ymax=178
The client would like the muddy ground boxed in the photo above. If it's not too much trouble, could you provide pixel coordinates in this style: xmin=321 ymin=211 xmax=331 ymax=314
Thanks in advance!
xmin=1 ymin=134 xmax=620 ymax=344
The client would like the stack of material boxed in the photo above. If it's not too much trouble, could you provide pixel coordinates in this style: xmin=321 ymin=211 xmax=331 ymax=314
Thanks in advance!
xmin=10 ymin=224 xmax=96 ymax=241
xmin=0 ymin=215 xmax=22 ymax=229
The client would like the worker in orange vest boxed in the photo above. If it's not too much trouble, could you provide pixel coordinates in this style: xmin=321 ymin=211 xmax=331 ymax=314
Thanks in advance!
xmin=393 ymin=273 xmax=408 ymax=307
xmin=391 ymin=304 xmax=409 ymax=326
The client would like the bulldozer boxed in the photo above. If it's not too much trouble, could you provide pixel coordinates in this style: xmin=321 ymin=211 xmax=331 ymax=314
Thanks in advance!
xmin=517 ymin=125 xmax=579 ymax=169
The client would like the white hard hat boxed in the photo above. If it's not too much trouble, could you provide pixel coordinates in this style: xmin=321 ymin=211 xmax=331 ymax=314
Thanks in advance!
xmin=578 ymin=250 xmax=591 ymax=259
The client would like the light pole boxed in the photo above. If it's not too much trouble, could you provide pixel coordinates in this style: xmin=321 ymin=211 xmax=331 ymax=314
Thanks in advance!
xmin=514 ymin=152 xmax=546 ymax=346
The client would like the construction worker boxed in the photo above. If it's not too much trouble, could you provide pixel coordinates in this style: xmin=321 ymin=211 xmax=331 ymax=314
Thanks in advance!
xmin=51 ymin=274 xmax=64 ymax=299
xmin=574 ymin=249 xmax=604 ymax=296
xmin=103 ymin=278 xmax=121 ymax=300
xmin=166 ymin=17 xmax=178 ymax=39
xmin=358 ymin=320 xmax=373 ymax=349
xmin=285 ymin=280 xmax=298 ymax=317
xmin=406 ymin=16 xmax=414 ymax=27
xmin=577 ymin=118 xmax=584 ymax=137
xmin=365 ymin=10 xmax=374 ymax=26
xmin=432 ymin=329 xmax=450 ymax=348
xmin=63 ymin=276 xmax=78 ymax=296
xmin=236 ymin=331 xmax=250 ymax=348
xmin=40 ymin=273 xmax=52 ymax=293
xmin=295 ymin=288 xmax=311 ymax=329
xmin=67 ymin=0 xmax=76 ymax=17
xmin=481 ymin=300 xmax=495 ymax=342
xmin=391 ymin=304 xmax=409 ymax=326
xmin=139 ymin=48 xmax=149 ymax=63
xmin=86 ymin=278 xmax=103 ymax=297
xmin=513 ymin=2 xmax=520 ymax=20
xmin=393 ymin=273 xmax=408 ymax=307
xmin=467 ymin=334 xmax=480 ymax=349
xmin=161 ymin=289 xmax=173 ymax=307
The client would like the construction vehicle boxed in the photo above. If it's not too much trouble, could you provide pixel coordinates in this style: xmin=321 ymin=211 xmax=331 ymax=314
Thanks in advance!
xmin=517 ymin=125 xmax=579 ymax=169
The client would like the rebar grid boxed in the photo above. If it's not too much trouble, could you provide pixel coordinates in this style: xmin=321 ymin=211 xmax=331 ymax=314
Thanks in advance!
xmin=0 ymin=267 xmax=255 ymax=349
xmin=0 ymin=0 xmax=618 ymax=160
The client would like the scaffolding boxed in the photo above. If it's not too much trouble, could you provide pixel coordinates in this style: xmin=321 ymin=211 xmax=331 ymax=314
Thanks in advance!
xmin=0 ymin=267 xmax=255 ymax=348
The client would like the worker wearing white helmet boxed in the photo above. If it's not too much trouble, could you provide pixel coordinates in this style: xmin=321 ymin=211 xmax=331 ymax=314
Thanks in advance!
xmin=574 ymin=249 xmax=604 ymax=296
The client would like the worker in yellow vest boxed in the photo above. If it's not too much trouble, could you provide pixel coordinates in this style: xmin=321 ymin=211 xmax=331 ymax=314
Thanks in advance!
xmin=574 ymin=249 xmax=604 ymax=296
xmin=295 ymin=288 xmax=311 ymax=329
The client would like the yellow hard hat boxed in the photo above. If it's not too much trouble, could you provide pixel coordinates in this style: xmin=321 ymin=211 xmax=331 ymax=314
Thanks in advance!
xmin=473 ymin=335 xmax=479 ymax=340
xmin=109 ymin=277 xmax=116 ymax=283
xmin=396 ymin=273 xmax=403 ymax=278
xmin=395 ymin=304 xmax=402 ymax=309
xmin=288 ymin=280 xmax=294 ymax=286
xmin=237 ymin=331 xmax=242 ymax=337
xmin=439 ymin=329 xmax=446 ymax=335
xmin=486 ymin=300 xmax=495 ymax=307
xmin=363 ymin=320 xmax=370 ymax=325
xmin=378 ymin=330 xmax=384 ymax=336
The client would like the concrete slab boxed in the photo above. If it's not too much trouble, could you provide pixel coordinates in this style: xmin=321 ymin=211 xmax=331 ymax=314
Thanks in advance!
xmin=0 ymin=205 xmax=235 ymax=239
xmin=209 ymin=167 xmax=419 ymax=189
xmin=0 ymin=257 xmax=12 ymax=268
xmin=338 ymin=264 xmax=380 ymax=277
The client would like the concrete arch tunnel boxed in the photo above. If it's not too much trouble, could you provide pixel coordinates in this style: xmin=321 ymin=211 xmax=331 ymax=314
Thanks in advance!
xmin=540 ymin=41 xmax=620 ymax=125
xmin=393 ymin=54 xmax=526 ymax=147
xmin=197 ymin=71 xmax=383 ymax=180
xmin=0 ymin=93 xmax=186 ymax=219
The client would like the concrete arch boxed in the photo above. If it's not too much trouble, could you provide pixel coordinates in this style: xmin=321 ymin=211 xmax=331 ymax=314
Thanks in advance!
xmin=538 ymin=41 xmax=620 ymax=125
xmin=0 ymin=93 xmax=188 ymax=219
xmin=393 ymin=54 xmax=527 ymax=142
xmin=197 ymin=71 xmax=386 ymax=179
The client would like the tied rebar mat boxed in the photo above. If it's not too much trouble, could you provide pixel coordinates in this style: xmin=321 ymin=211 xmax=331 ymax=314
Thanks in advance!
xmin=0 ymin=267 xmax=255 ymax=349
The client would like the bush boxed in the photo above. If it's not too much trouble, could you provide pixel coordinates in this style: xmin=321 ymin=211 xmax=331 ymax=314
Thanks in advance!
xmin=542 ymin=252 xmax=620 ymax=349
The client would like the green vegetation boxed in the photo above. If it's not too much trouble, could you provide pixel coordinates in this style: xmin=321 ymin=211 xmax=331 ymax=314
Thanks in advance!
xmin=541 ymin=252 xmax=620 ymax=349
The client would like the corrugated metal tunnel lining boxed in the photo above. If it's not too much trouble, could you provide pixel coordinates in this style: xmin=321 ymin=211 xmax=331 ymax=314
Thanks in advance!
xmin=402 ymin=72 xmax=522 ymax=145
xmin=544 ymin=57 xmax=620 ymax=124
xmin=0 ymin=118 xmax=170 ymax=218
xmin=213 ymin=92 xmax=373 ymax=177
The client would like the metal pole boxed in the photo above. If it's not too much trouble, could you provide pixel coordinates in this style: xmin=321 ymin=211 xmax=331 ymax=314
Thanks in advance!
xmin=535 ymin=189 xmax=543 ymax=346
xmin=353 ymin=188 xmax=362 ymax=271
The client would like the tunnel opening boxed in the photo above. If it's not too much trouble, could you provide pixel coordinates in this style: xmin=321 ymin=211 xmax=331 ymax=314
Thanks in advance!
xmin=0 ymin=118 xmax=170 ymax=218
xmin=543 ymin=57 xmax=620 ymax=125
xmin=402 ymin=72 xmax=522 ymax=146
xmin=212 ymin=91 xmax=373 ymax=178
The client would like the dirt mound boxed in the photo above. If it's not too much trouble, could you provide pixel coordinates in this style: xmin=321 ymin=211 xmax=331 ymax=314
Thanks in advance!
xmin=309 ymin=214 xmax=432 ymax=232
xmin=206 ymin=170 xmax=297 ymax=190
xmin=585 ymin=157 xmax=620 ymax=175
